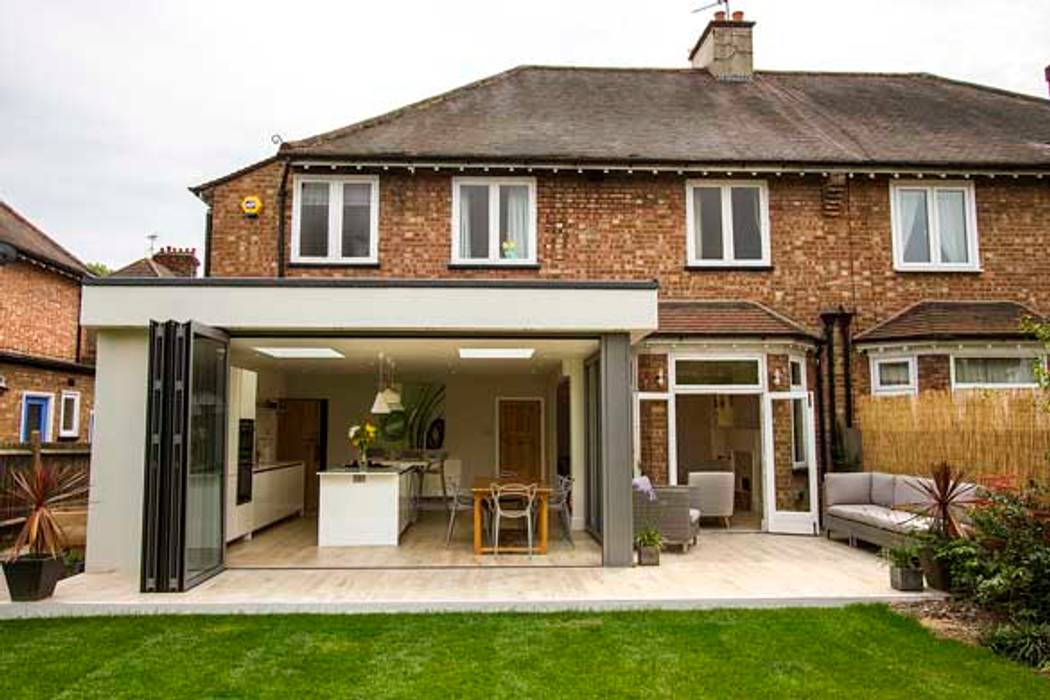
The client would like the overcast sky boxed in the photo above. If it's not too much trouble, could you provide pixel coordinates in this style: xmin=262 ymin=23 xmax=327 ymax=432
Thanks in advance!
xmin=1 ymin=0 xmax=1047 ymax=268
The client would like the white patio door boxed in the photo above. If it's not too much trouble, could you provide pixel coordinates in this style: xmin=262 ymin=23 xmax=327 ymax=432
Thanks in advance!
xmin=762 ymin=391 xmax=819 ymax=535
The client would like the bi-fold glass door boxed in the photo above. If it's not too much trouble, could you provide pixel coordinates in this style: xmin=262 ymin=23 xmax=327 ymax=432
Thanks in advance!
xmin=142 ymin=320 xmax=228 ymax=592
xmin=762 ymin=390 xmax=819 ymax=535
xmin=584 ymin=354 xmax=603 ymax=539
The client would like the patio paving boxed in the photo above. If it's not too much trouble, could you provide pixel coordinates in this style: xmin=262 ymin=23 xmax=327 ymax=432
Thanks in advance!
xmin=0 ymin=532 xmax=942 ymax=618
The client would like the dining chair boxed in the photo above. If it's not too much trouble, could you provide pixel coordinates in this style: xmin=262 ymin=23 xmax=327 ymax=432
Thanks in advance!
xmin=443 ymin=475 xmax=477 ymax=547
xmin=490 ymin=482 xmax=538 ymax=558
xmin=547 ymin=475 xmax=574 ymax=545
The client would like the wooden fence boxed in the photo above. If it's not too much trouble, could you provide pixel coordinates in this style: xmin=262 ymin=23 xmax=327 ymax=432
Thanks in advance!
xmin=0 ymin=437 xmax=91 ymax=530
xmin=857 ymin=390 xmax=1049 ymax=482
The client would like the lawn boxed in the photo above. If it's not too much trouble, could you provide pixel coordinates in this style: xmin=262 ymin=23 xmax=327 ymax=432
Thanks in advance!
xmin=0 ymin=606 xmax=1044 ymax=698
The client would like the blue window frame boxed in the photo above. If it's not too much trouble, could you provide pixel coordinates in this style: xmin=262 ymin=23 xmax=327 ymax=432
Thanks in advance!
xmin=20 ymin=393 xmax=53 ymax=443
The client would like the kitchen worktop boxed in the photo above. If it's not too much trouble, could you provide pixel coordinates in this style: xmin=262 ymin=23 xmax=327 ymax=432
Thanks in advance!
xmin=252 ymin=460 xmax=303 ymax=474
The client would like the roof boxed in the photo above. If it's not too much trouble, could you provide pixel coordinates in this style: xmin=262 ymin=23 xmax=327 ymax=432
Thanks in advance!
xmin=0 ymin=201 xmax=90 ymax=277
xmin=655 ymin=300 xmax=819 ymax=340
xmin=854 ymin=300 xmax=1044 ymax=344
xmin=272 ymin=66 xmax=1050 ymax=169
xmin=110 ymin=257 xmax=177 ymax=278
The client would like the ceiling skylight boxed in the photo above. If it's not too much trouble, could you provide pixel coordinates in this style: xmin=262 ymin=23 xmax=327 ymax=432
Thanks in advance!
xmin=458 ymin=348 xmax=535 ymax=359
xmin=254 ymin=347 xmax=344 ymax=359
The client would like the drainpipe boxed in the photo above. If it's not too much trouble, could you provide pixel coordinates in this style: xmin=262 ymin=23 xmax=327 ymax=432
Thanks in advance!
xmin=202 ymin=207 xmax=213 ymax=278
xmin=814 ymin=344 xmax=828 ymax=480
xmin=820 ymin=312 xmax=838 ymax=470
xmin=838 ymin=309 xmax=855 ymax=428
xmin=275 ymin=158 xmax=291 ymax=278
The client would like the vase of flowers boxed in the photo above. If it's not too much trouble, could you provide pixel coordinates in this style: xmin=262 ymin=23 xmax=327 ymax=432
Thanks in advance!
xmin=348 ymin=420 xmax=377 ymax=469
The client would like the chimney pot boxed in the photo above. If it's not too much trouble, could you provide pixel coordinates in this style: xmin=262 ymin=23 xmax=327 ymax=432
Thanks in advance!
xmin=732 ymin=10 xmax=744 ymax=21
xmin=714 ymin=10 xmax=726 ymax=21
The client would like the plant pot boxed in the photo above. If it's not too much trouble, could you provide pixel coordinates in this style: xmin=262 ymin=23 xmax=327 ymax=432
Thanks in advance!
xmin=2 ymin=556 xmax=66 ymax=601
xmin=637 ymin=545 xmax=660 ymax=566
xmin=890 ymin=565 xmax=924 ymax=592
xmin=918 ymin=549 xmax=952 ymax=592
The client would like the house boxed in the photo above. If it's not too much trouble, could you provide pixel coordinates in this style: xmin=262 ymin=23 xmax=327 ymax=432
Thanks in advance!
xmin=79 ymin=13 xmax=1050 ymax=591
xmin=110 ymin=247 xmax=200 ymax=279
xmin=0 ymin=201 xmax=95 ymax=446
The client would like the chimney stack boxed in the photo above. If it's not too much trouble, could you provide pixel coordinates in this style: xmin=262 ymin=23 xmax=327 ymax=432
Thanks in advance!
xmin=689 ymin=11 xmax=755 ymax=81
xmin=152 ymin=246 xmax=200 ymax=278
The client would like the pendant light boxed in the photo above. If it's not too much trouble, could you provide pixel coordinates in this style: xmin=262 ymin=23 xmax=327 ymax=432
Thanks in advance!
xmin=371 ymin=353 xmax=391 ymax=415
xmin=381 ymin=359 xmax=403 ymax=411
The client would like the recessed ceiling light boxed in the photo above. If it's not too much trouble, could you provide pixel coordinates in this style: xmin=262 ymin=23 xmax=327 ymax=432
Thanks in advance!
xmin=254 ymin=347 xmax=344 ymax=359
xmin=458 ymin=348 xmax=535 ymax=359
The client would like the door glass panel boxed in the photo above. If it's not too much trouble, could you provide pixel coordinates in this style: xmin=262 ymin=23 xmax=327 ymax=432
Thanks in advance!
xmin=184 ymin=334 xmax=226 ymax=583
xmin=771 ymin=396 xmax=810 ymax=513
xmin=585 ymin=358 xmax=603 ymax=537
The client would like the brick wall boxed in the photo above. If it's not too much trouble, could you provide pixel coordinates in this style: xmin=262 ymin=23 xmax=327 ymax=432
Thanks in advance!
xmin=638 ymin=399 xmax=668 ymax=485
xmin=0 ymin=363 xmax=94 ymax=444
xmin=918 ymin=355 xmax=951 ymax=392
xmin=636 ymin=353 xmax=668 ymax=392
xmin=0 ymin=260 xmax=82 ymax=362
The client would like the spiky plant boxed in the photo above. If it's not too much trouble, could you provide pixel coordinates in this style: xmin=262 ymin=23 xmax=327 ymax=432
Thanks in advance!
xmin=5 ymin=454 xmax=88 ymax=561
xmin=916 ymin=462 xmax=976 ymax=539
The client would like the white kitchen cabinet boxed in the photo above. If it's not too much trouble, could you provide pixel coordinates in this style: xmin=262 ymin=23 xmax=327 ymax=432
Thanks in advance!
xmin=251 ymin=462 xmax=305 ymax=532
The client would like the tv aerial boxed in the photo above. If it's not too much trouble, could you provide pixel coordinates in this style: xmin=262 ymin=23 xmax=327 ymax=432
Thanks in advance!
xmin=692 ymin=0 xmax=731 ymax=15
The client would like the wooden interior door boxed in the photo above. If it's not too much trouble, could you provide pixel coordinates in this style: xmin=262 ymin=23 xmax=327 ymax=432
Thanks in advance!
xmin=277 ymin=400 xmax=323 ymax=513
xmin=498 ymin=399 xmax=543 ymax=482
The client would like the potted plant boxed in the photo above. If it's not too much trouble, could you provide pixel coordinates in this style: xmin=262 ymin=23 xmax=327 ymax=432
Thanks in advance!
xmin=911 ymin=462 xmax=975 ymax=591
xmin=635 ymin=525 xmax=663 ymax=566
xmin=2 ymin=454 xmax=87 ymax=601
xmin=879 ymin=541 xmax=924 ymax=592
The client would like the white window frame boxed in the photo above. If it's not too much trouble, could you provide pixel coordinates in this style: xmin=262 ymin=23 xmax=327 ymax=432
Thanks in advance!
xmin=59 ymin=390 xmax=81 ymax=438
xmin=671 ymin=354 xmax=766 ymax=393
xmin=889 ymin=180 xmax=980 ymax=272
xmin=685 ymin=179 xmax=771 ymax=267
xmin=788 ymin=356 xmax=806 ymax=390
xmin=450 ymin=177 xmax=537 ymax=265
xmin=788 ymin=355 xmax=808 ymax=469
xmin=20 ymin=391 xmax=54 ymax=443
xmin=950 ymin=351 xmax=1044 ymax=390
xmin=290 ymin=174 xmax=379 ymax=265
xmin=870 ymin=355 xmax=917 ymax=396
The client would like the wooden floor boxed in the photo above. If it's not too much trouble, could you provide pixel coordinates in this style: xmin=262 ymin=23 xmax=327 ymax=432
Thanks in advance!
xmin=1 ymin=532 xmax=942 ymax=616
xmin=227 ymin=510 xmax=602 ymax=569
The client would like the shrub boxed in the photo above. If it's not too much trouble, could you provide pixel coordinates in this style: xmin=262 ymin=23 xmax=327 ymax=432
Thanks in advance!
xmin=984 ymin=622 xmax=1050 ymax=670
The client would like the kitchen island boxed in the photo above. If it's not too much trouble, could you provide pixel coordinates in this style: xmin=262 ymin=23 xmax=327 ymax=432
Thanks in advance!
xmin=317 ymin=465 xmax=417 ymax=546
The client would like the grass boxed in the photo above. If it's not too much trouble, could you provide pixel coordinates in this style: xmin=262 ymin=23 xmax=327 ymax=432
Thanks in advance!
xmin=0 ymin=606 xmax=1045 ymax=698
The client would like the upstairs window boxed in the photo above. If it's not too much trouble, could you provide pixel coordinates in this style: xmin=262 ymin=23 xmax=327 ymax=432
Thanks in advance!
xmin=451 ymin=178 xmax=537 ymax=265
xmin=686 ymin=181 xmax=770 ymax=267
xmin=291 ymin=175 xmax=379 ymax=264
xmin=952 ymin=355 xmax=1041 ymax=389
xmin=890 ymin=182 xmax=979 ymax=272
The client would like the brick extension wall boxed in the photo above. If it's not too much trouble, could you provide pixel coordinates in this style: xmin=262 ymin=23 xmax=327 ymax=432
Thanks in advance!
xmin=638 ymin=399 xmax=668 ymax=485
xmin=0 ymin=363 xmax=94 ymax=444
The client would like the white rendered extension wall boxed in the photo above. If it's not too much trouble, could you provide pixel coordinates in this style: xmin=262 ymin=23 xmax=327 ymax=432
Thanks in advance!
xmin=85 ymin=329 xmax=149 ymax=576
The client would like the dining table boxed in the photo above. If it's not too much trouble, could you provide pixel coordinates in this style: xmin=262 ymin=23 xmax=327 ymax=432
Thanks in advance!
xmin=471 ymin=476 xmax=551 ymax=555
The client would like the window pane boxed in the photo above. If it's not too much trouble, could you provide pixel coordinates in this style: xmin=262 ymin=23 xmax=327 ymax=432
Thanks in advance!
xmin=792 ymin=398 xmax=806 ymax=464
xmin=458 ymin=185 xmax=489 ymax=258
xmin=341 ymin=183 xmax=371 ymax=258
xmin=676 ymin=360 xmax=759 ymax=386
xmin=730 ymin=187 xmax=763 ymax=260
xmin=878 ymin=361 xmax=911 ymax=387
xmin=936 ymin=190 xmax=968 ymax=264
xmin=299 ymin=182 xmax=329 ymax=257
xmin=693 ymin=187 xmax=723 ymax=260
xmin=61 ymin=396 xmax=76 ymax=432
xmin=955 ymin=357 xmax=1037 ymax=385
xmin=899 ymin=190 xmax=930 ymax=263
xmin=26 ymin=401 xmax=45 ymax=438
xmin=789 ymin=360 xmax=803 ymax=387
xmin=498 ymin=185 xmax=530 ymax=259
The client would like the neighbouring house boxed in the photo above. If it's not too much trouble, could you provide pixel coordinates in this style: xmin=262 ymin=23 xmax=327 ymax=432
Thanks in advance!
xmin=79 ymin=13 xmax=1050 ymax=591
xmin=0 ymin=201 xmax=95 ymax=447
xmin=110 ymin=247 xmax=200 ymax=279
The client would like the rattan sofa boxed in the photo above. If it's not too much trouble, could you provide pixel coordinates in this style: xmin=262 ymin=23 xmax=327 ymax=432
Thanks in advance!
xmin=632 ymin=486 xmax=700 ymax=552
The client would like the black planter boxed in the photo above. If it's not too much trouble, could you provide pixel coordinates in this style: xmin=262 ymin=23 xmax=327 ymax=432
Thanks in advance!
xmin=637 ymin=545 xmax=660 ymax=566
xmin=890 ymin=565 xmax=925 ymax=592
xmin=3 ymin=556 xmax=65 ymax=601
xmin=918 ymin=549 xmax=952 ymax=592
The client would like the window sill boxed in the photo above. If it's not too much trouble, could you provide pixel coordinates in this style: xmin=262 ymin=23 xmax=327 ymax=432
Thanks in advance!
xmin=893 ymin=266 xmax=982 ymax=274
xmin=288 ymin=261 xmax=380 ymax=269
xmin=448 ymin=262 xmax=541 ymax=270
xmin=685 ymin=264 xmax=773 ymax=272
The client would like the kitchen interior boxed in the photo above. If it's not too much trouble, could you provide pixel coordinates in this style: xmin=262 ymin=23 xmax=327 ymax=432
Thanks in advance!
xmin=221 ymin=337 xmax=600 ymax=568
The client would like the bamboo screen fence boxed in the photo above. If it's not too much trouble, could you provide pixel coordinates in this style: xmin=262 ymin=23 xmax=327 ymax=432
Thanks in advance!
xmin=857 ymin=390 xmax=1049 ymax=482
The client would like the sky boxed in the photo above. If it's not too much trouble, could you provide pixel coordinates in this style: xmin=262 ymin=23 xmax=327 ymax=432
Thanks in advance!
xmin=1 ymin=0 xmax=1048 ymax=268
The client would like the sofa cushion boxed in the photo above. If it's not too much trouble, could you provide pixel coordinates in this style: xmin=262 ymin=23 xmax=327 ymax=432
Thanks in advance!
xmin=893 ymin=476 xmax=932 ymax=510
xmin=827 ymin=504 xmax=933 ymax=534
xmin=689 ymin=508 xmax=701 ymax=525
xmin=824 ymin=472 xmax=872 ymax=506
xmin=870 ymin=473 xmax=896 ymax=508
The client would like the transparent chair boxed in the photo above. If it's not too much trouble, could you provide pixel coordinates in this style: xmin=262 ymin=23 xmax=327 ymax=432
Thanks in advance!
xmin=443 ymin=475 xmax=476 ymax=547
xmin=490 ymin=483 xmax=539 ymax=558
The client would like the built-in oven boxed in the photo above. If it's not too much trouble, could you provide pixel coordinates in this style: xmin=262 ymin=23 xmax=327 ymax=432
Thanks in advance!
xmin=236 ymin=419 xmax=254 ymax=505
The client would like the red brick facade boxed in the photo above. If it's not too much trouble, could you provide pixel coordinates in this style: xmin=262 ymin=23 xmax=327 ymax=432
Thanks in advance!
xmin=638 ymin=399 xmax=669 ymax=485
